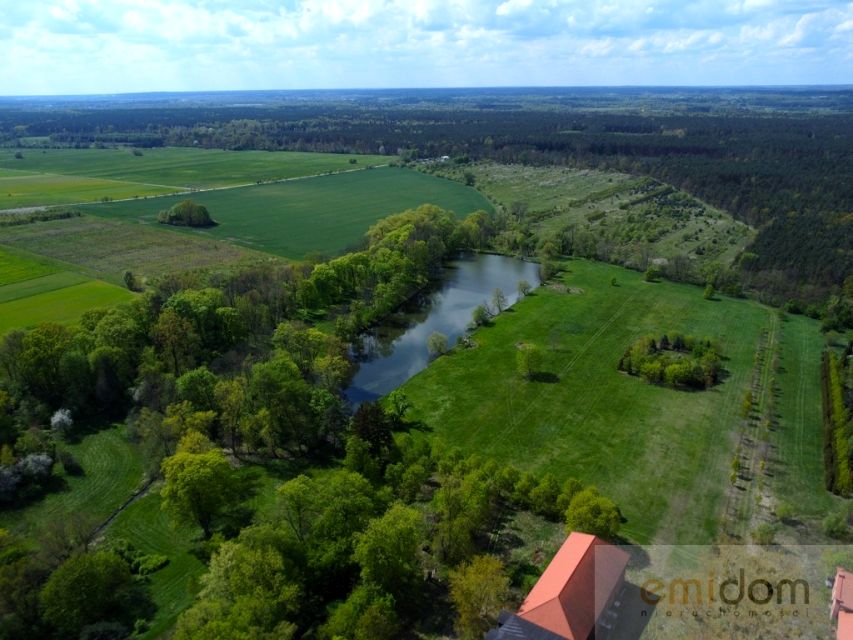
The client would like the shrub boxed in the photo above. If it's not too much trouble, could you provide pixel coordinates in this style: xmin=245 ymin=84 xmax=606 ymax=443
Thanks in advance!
xmin=50 ymin=408 xmax=73 ymax=439
xmin=427 ymin=332 xmax=449 ymax=357
xmin=823 ymin=509 xmax=849 ymax=540
xmin=752 ymin=523 xmax=777 ymax=545
xmin=57 ymin=450 xmax=84 ymax=476
xmin=775 ymin=501 xmax=795 ymax=523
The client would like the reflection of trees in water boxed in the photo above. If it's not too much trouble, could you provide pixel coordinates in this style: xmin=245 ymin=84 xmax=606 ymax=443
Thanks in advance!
xmin=349 ymin=293 xmax=443 ymax=363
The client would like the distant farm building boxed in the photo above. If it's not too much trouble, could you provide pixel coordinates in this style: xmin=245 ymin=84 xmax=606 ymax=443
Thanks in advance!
xmin=487 ymin=532 xmax=630 ymax=640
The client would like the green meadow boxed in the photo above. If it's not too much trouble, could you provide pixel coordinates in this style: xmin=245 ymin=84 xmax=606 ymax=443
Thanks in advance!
xmin=0 ymin=425 xmax=144 ymax=538
xmin=106 ymin=491 xmax=206 ymax=640
xmin=81 ymin=167 xmax=494 ymax=258
xmin=0 ymin=280 xmax=135 ymax=334
xmin=400 ymin=259 xmax=826 ymax=545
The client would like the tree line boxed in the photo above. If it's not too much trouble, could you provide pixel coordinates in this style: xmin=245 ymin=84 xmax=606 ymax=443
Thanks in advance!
xmin=821 ymin=344 xmax=853 ymax=496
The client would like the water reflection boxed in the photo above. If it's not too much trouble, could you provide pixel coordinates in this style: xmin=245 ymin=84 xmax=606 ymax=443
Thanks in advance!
xmin=345 ymin=253 xmax=541 ymax=404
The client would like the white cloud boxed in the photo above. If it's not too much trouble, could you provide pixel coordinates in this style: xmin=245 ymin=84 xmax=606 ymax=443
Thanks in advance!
xmin=0 ymin=0 xmax=850 ymax=93
xmin=496 ymin=0 xmax=534 ymax=17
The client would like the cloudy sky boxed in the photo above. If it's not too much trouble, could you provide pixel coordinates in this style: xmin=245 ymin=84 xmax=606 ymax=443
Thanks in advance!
xmin=2 ymin=0 xmax=851 ymax=95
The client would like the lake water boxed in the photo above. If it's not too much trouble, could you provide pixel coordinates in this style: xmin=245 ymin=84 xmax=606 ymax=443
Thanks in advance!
xmin=345 ymin=253 xmax=541 ymax=403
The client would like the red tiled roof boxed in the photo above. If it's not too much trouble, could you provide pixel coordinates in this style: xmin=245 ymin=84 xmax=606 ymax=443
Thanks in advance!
xmin=839 ymin=612 xmax=853 ymax=640
xmin=835 ymin=569 xmax=853 ymax=613
xmin=517 ymin=532 xmax=630 ymax=640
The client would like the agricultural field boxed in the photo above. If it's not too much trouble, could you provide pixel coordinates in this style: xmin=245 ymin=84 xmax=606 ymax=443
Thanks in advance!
xmin=0 ymin=169 xmax=178 ymax=210
xmin=81 ymin=167 xmax=493 ymax=258
xmin=0 ymin=245 xmax=134 ymax=333
xmin=0 ymin=147 xmax=389 ymax=209
xmin=400 ymin=259 xmax=827 ymax=545
xmin=0 ymin=215 xmax=266 ymax=285
xmin=427 ymin=162 xmax=753 ymax=272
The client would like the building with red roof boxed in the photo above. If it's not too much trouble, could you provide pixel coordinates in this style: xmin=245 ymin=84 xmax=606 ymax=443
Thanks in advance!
xmin=488 ymin=532 xmax=630 ymax=640
xmin=832 ymin=567 xmax=853 ymax=640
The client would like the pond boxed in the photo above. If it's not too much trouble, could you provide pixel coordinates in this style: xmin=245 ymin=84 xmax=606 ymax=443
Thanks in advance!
xmin=345 ymin=253 xmax=541 ymax=404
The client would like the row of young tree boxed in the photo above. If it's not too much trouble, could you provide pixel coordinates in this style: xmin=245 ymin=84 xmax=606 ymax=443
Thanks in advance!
xmin=821 ymin=344 xmax=853 ymax=496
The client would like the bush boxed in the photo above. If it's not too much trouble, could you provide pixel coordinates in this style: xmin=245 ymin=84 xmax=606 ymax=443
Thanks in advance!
xmin=775 ymin=501 xmax=795 ymax=523
xmin=471 ymin=304 xmax=490 ymax=327
xmin=135 ymin=553 xmax=169 ymax=575
xmin=79 ymin=621 xmax=130 ymax=640
xmin=427 ymin=332 xmax=449 ymax=357
xmin=57 ymin=450 xmax=84 ymax=476
xmin=752 ymin=523 xmax=777 ymax=545
xmin=565 ymin=487 xmax=621 ymax=539
xmin=50 ymin=408 xmax=73 ymax=439
xmin=823 ymin=509 xmax=849 ymax=540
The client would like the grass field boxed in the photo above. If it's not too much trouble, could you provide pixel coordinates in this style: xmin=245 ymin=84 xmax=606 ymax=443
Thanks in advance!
xmin=0 ymin=244 xmax=60 ymax=284
xmin=0 ymin=215 xmax=267 ymax=284
xmin=400 ymin=259 xmax=825 ymax=545
xmin=0 ymin=280 xmax=135 ymax=333
xmin=772 ymin=317 xmax=838 ymax=518
xmin=0 ymin=245 xmax=135 ymax=334
xmin=106 ymin=489 xmax=206 ymax=640
xmin=0 ymin=148 xmax=389 ymax=208
xmin=0 ymin=171 xmax=178 ymax=209
xmin=81 ymin=167 xmax=494 ymax=258
xmin=0 ymin=271 xmax=90 ymax=303
xmin=0 ymin=425 xmax=144 ymax=538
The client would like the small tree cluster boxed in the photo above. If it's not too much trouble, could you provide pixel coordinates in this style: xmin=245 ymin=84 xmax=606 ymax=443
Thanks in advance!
xmin=157 ymin=200 xmax=216 ymax=227
xmin=617 ymin=332 xmax=722 ymax=389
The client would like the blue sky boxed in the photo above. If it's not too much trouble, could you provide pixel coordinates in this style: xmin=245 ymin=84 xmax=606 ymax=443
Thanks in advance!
xmin=2 ymin=0 xmax=851 ymax=95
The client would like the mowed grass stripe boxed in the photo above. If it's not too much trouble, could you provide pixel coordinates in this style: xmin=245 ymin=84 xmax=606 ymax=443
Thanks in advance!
xmin=0 ymin=147 xmax=389 ymax=190
xmin=401 ymin=260 xmax=804 ymax=545
xmin=82 ymin=167 xmax=494 ymax=258
xmin=0 ymin=425 xmax=144 ymax=539
xmin=0 ymin=279 xmax=135 ymax=334
xmin=772 ymin=314 xmax=835 ymax=516
xmin=106 ymin=491 xmax=206 ymax=640
xmin=0 ymin=270 xmax=90 ymax=303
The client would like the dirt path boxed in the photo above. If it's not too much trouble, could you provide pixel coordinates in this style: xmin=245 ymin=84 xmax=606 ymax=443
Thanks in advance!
xmin=90 ymin=476 xmax=157 ymax=542
xmin=720 ymin=311 xmax=780 ymax=540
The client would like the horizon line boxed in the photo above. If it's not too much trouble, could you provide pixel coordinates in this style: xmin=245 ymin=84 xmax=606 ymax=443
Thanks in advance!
xmin=1 ymin=84 xmax=852 ymax=100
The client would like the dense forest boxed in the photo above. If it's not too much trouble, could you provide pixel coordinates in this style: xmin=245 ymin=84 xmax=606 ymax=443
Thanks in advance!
xmin=1 ymin=88 xmax=850 ymax=315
